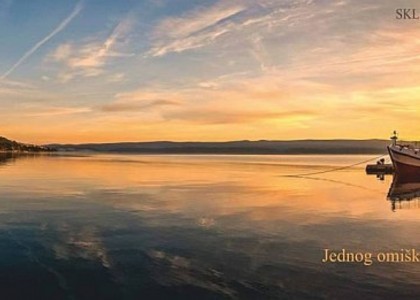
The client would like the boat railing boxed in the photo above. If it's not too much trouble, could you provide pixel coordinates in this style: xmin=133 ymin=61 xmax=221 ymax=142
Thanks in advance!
xmin=399 ymin=141 xmax=420 ymax=149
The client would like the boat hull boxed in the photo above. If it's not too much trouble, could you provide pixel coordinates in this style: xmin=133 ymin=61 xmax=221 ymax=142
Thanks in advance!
xmin=388 ymin=146 xmax=420 ymax=178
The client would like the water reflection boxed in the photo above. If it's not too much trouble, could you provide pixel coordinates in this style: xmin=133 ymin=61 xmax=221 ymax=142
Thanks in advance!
xmin=1 ymin=154 xmax=420 ymax=299
xmin=0 ymin=152 xmax=16 ymax=165
xmin=0 ymin=152 xmax=56 ymax=167
xmin=388 ymin=175 xmax=420 ymax=211
xmin=365 ymin=164 xmax=420 ymax=211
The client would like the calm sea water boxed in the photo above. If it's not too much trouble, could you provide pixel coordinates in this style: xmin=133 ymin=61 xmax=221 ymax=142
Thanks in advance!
xmin=0 ymin=153 xmax=419 ymax=299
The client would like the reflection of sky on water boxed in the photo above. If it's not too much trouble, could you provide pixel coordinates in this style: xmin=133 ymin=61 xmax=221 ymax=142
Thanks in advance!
xmin=1 ymin=154 xmax=420 ymax=299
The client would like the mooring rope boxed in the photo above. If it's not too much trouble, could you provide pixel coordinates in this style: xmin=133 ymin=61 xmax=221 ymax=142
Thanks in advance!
xmin=282 ymin=154 xmax=388 ymax=177
xmin=286 ymin=174 xmax=384 ymax=193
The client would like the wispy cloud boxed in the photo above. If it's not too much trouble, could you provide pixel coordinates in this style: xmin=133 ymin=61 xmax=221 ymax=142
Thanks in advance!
xmin=165 ymin=109 xmax=315 ymax=124
xmin=100 ymin=72 xmax=320 ymax=126
xmin=101 ymin=90 xmax=183 ymax=112
xmin=0 ymin=1 xmax=83 ymax=80
xmin=107 ymin=72 xmax=125 ymax=83
xmin=147 ymin=1 xmax=245 ymax=56
xmin=24 ymin=106 xmax=92 ymax=117
xmin=145 ymin=0 xmax=321 ymax=58
xmin=0 ymin=78 xmax=35 ymax=89
xmin=0 ymin=78 xmax=38 ymax=99
xmin=153 ymin=3 xmax=244 ymax=39
xmin=50 ymin=15 xmax=135 ymax=82
xmin=101 ymin=99 xmax=180 ymax=112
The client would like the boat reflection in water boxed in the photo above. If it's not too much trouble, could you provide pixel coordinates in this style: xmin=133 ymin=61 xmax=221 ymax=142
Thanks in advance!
xmin=387 ymin=174 xmax=420 ymax=211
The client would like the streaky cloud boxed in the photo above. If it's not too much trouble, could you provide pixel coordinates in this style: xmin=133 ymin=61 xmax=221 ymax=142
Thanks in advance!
xmin=147 ymin=2 xmax=245 ymax=57
xmin=49 ymin=14 xmax=135 ymax=82
xmin=0 ymin=1 xmax=83 ymax=80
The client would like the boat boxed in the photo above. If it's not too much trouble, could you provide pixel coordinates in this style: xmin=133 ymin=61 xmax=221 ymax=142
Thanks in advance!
xmin=387 ymin=131 xmax=420 ymax=178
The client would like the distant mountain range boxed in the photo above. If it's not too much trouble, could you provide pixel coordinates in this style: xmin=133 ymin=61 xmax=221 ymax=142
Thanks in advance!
xmin=48 ymin=139 xmax=393 ymax=154
xmin=0 ymin=136 xmax=54 ymax=152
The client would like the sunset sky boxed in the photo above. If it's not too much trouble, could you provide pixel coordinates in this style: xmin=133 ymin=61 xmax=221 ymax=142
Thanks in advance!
xmin=0 ymin=0 xmax=419 ymax=144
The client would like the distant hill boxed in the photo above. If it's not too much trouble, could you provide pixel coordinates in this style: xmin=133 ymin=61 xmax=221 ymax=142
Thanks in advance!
xmin=49 ymin=139 xmax=392 ymax=154
xmin=0 ymin=136 xmax=55 ymax=152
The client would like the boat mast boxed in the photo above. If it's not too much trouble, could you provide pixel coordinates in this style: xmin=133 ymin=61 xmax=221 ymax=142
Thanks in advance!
xmin=390 ymin=130 xmax=398 ymax=146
